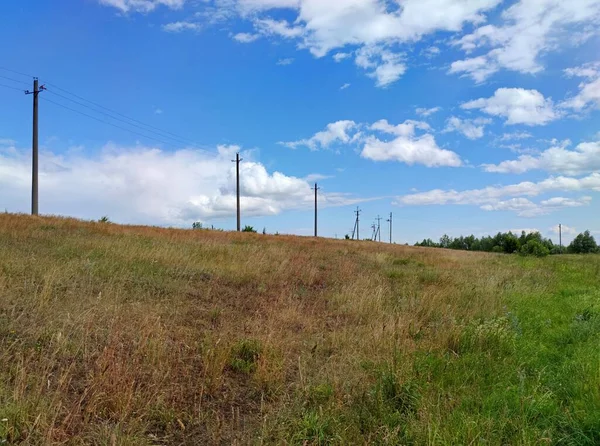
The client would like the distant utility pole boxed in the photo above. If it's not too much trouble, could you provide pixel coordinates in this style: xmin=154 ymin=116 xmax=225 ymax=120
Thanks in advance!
xmin=352 ymin=207 xmax=361 ymax=240
xmin=387 ymin=212 xmax=392 ymax=244
xmin=559 ymin=224 xmax=562 ymax=253
xmin=376 ymin=215 xmax=382 ymax=242
xmin=231 ymin=152 xmax=242 ymax=231
xmin=25 ymin=78 xmax=45 ymax=215
xmin=312 ymin=183 xmax=319 ymax=237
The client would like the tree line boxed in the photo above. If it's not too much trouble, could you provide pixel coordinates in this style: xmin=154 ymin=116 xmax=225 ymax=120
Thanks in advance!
xmin=415 ymin=230 xmax=599 ymax=257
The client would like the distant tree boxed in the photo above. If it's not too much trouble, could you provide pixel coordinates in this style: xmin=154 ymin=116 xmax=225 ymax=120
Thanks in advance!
xmin=262 ymin=227 xmax=267 ymax=235
xmin=345 ymin=234 xmax=350 ymax=240
xmin=568 ymin=230 xmax=599 ymax=254
xmin=520 ymin=240 xmax=550 ymax=257
xmin=192 ymin=222 xmax=203 ymax=230
xmin=242 ymin=225 xmax=257 ymax=233
xmin=439 ymin=234 xmax=452 ymax=249
xmin=99 ymin=216 xmax=110 ymax=223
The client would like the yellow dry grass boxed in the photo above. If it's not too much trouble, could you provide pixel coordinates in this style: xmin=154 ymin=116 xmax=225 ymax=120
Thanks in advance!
xmin=0 ymin=213 xmax=539 ymax=444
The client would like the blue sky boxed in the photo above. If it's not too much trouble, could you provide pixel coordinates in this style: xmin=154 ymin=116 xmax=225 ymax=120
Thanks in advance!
xmin=1 ymin=0 xmax=599 ymax=243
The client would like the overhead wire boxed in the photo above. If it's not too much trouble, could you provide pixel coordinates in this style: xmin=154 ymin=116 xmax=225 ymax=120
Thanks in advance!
xmin=41 ymin=96 xmax=194 ymax=148
xmin=0 ymin=83 xmax=26 ymax=92
xmin=0 ymin=65 xmax=217 ymax=155
xmin=41 ymin=81 xmax=201 ymax=146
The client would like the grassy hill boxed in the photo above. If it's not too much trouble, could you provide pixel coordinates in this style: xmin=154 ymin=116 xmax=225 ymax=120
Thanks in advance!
xmin=1 ymin=214 xmax=599 ymax=445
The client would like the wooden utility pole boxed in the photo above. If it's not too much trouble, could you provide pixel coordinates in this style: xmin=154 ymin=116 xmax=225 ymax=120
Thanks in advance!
xmin=352 ymin=207 xmax=361 ymax=240
xmin=231 ymin=153 xmax=242 ymax=231
xmin=25 ymin=78 xmax=44 ymax=215
xmin=312 ymin=183 xmax=319 ymax=237
xmin=559 ymin=224 xmax=562 ymax=253
xmin=387 ymin=212 xmax=392 ymax=243
xmin=376 ymin=215 xmax=382 ymax=242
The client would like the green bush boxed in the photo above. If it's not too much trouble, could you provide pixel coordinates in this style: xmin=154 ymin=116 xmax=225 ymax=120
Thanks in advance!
xmin=229 ymin=339 xmax=261 ymax=374
xmin=520 ymin=240 xmax=550 ymax=257
xmin=242 ymin=225 xmax=257 ymax=233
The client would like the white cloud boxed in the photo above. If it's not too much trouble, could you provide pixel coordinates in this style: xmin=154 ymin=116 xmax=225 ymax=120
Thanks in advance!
xmin=233 ymin=32 xmax=261 ymax=43
xmin=162 ymin=21 xmax=201 ymax=32
xmin=276 ymin=57 xmax=294 ymax=65
xmin=340 ymin=83 xmax=351 ymax=90
xmin=333 ymin=52 xmax=351 ymax=62
xmin=443 ymin=116 xmax=491 ymax=139
xmin=500 ymin=132 xmax=532 ymax=141
xmin=449 ymin=55 xmax=499 ymax=83
xmin=213 ymin=0 xmax=502 ymax=86
xmin=355 ymin=46 xmax=406 ymax=88
xmin=550 ymin=224 xmax=578 ymax=235
xmin=99 ymin=0 xmax=185 ymax=13
xmin=415 ymin=106 xmax=441 ymax=117
xmin=362 ymin=119 xmax=461 ymax=167
xmin=561 ymin=62 xmax=600 ymax=111
xmin=396 ymin=172 xmax=600 ymax=216
xmin=280 ymin=120 xmax=359 ymax=150
xmin=462 ymin=88 xmax=558 ymax=126
xmin=254 ymin=18 xmax=304 ymax=38
xmin=154 ymin=108 xmax=163 ymax=115
xmin=480 ymin=196 xmax=591 ymax=217
xmin=450 ymin=0 xmax=600 ymax=81
xmin=0 ymin=143 xmax=362 ymax=225
xmin=422 ymin=46 xmax=441 ymax=58
xmin=483 ymin=140 xmax=600 ymax=175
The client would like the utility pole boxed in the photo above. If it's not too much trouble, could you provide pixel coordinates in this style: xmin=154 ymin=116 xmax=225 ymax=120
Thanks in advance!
xmin=231 ymin=153 xmax=242 ymax=231
xmin=559 ymin=224 xmax=562 ymax=253
xmin=352 ymin=207 xmax=361 ymax=240
xmin=387 ymin=212 xmax=392 ymax=243
xmin=25 ymin=78 xmax=45 ymax=215
xmin=312 ymin=183 xmax=319 ymax=237
xmin=376 ymin=215 xmax=382 ymax=242
xmin=371 ymin=223 xmax=377 ymax=241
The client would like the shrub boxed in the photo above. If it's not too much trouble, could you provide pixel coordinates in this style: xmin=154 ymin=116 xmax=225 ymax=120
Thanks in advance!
xmin=568 ymin=230 xmax=599 ymax=254
xmin=242 ymin=225 xmax=257 ymax=233
xmin=520 ymin=240 xmax=550 ymax=257
xmin=229 ymin=339 xmax=261 ymax=374
xmin=98 ymin=216 xmax=110 ymax=223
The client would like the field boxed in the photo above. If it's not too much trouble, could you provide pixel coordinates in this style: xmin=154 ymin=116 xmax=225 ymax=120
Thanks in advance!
xmin=1 ymin=214 xmax=599 ymax=445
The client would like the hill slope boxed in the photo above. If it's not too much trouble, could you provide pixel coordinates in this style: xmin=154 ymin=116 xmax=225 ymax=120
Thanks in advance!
xmin=1 ymin=214 xmax=599 ymax=444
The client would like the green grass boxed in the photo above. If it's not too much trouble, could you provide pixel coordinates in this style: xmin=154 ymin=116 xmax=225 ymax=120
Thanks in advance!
xmin=1 ymin=214 xmax=599 ymax=444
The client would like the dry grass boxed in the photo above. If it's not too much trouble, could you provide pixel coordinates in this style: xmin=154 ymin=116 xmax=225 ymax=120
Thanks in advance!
xmin=1 ymin=213 xmax=599 ymax=444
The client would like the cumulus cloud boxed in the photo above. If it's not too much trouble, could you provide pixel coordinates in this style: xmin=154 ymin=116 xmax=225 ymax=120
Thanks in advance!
xmin=355 ymin=46 xmax=406 ymax=88
xmin=483 ymin=140 xmax=600 ymax=175
xmin=162 ymin=21 xmax=201 ymax=32
xmin=416 ymin=106 xmax=441 ymax=117
xmin=0 ymin=142 xmax=363 ymax=226
xmin=194 ymin=0 xmax=502 ymax=86
xmin=396 ymin=173 xmax=600 ymax=216
xmin=550 ymin=224 xmax=578 ymax=235
xmin=462 ymin=88 xmax=558 ymax=125
xmin=362 ymin=119 xmax=461 ymax=167
xmin=443 ymin=116 xmax=492 ymax=139
xmin=280 ymin=118 xmax=461 ymax=167
xmin=280 ymin=120 xmax=359 ymax=150
xmin=500 ymin=132 xmax=532 ymax=141
xmin=450 ymin=0 xmax=600 ymax=81
xmin=233 ymin=32 xmax=260 ymax=42
xmin=561 ymin=62 xmax=600 ymax=111
xmin=276 ymin=57 xmax=294 ymax=65
xmin=99 ymin=0 xmax=185 ymax=13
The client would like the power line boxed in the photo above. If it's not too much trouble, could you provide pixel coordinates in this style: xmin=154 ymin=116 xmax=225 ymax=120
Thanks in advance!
xmin=41 ymin=81 xmax=200 ymax=146
xmin=0 ymin=83 xmax=26 ymax=92
xmin=0 ymin=66 xmax=35 ymax=79
xmin=0 ymin=75 xmax=30 ymax=86
xmin=1 ymin=66 xmax=213 ymax=153
xmin=44 ymin=89 xmax=198 ymax=148
xmin=41 ymin=96 xmax=191 ymax=148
